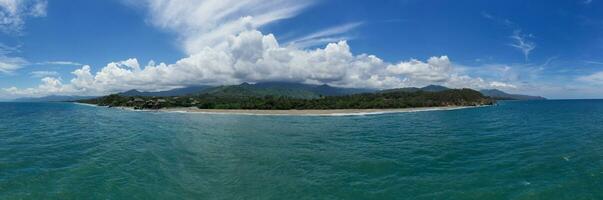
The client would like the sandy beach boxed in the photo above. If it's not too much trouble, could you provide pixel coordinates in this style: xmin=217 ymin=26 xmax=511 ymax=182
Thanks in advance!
xmin=159 ymin=106 xmax=478 ymax=116
xmin=73 ymin=102 xmax=484 ymax=116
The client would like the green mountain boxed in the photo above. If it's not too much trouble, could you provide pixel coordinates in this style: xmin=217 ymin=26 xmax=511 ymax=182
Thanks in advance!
xmin=199 ymin=82 xmax=374 ymax=99
xmin=379 ymin=85 xmax=450 ymax=93
xmin=421 ymin=85 xmax=450 ymax=92
xmin=479 ymin=89 xmax=546 ymax=100
xmin=117 ymin=82 xmax=374 ymax=99
xmin=379 ymin=85 xmax=546 ymax=101
xmin=119 ymin=86 xmax=211 ymax=97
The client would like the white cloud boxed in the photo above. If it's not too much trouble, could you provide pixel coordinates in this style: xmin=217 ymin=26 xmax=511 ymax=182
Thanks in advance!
xmin=36 ymin=61 xmax=82 ymax=66
xmin=2 ymin=77 xmax=64 ymax=97
xmin=3 ymin=30 xmax=504 ymax=98
xmin=482 ymin=13 xmax=536 ymax=61
xmin=510 ymin=30 xmax=536 ymax=61
xmin=489 ymin=81 xmax=517 ymax=89
xmin=0 ymin=43 xmax=26 ymax=74
xmin=30 ymin=70 xmax=59 ymax=78
xmin=387 ymin=56 xmax=453 ymax=83
xmin=481 ymin=11 xmax=514 ymax=28
xmin=28 ymin=0 xmax=46 ymax=17
xmin=578 ymin=71 xmax=603 ymax=84
xmin=585 ymin=60 xmax=603 ymax=65
xmin=0 ymin=1 xmax=47 ymax=75
xmin=130 ymin=0 xmax=313 ymax=54
xmin=2 ymin=0 xmax=511 ymax=98
xmin=0 ymin=55 xmax=26 ymax=74
xmin=287 ymin=22 xmax=363 ymax=48
xmin=0 ymin=0 xmax=47 ymax=34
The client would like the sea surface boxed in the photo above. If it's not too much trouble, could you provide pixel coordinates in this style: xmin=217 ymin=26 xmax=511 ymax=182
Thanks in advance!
xmin=1 ymin=100 xmax=602 ymax=199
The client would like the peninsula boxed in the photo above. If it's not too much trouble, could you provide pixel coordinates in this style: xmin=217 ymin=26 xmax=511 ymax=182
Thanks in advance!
xmin=76 ymin=82 xmax=495 ymax=113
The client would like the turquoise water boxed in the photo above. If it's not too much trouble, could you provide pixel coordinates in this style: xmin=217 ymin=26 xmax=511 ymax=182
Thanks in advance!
xmin=1 ymin=100 xmax=602 ymax=199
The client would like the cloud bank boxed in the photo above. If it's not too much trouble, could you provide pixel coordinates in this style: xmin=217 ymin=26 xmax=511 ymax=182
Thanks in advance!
xmin=2 ymin=0 xmax=515 ymax=98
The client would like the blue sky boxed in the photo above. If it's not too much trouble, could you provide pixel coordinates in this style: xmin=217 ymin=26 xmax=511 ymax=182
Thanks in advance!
xmin=0 ymin=0 xmax=602 ymax=99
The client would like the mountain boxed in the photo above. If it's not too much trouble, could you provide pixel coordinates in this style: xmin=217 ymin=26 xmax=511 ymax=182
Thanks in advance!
xmin=199 ymin=82 xmax=375 ymax=99
xmin=379 ymin=85 xmax=450 ymax=93
xmin=379 ymin=85 xmax=546 ymax=101
xmin=114 ymin=83 xmax=541 ymax=102
xmin=14 ymin=95 xmax=97 ymax=102
xmin=252 ymin=82 xmax=374 ymax=96
xmin=117 ymin=82 xmax=374 ymax=99
xmin=479 ymin=89 xmax=546 ymax=100
xmin=119 ymin=86 xmax=211 ymax=97
xmin=420 ymin=85 xmax=450 ymax=92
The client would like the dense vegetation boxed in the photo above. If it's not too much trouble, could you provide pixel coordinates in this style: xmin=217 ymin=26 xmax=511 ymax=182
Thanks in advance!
xmin=78 ymin=88 xmax=495 ymax=110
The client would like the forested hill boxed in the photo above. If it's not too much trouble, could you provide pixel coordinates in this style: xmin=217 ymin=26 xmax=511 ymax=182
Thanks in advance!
xmin=199 ymin=82 xmax=374 ymax=99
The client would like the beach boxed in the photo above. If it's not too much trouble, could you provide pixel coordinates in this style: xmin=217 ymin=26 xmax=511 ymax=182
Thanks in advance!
xmin=73 ymin=102 xmax=484 ymax=116
xmin=159 ymin=106 xmax=477 ymax=116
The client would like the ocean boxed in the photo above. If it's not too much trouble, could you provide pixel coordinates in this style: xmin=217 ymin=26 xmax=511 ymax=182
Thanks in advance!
xmin=1 ymin=100 xmax=602 ymax=199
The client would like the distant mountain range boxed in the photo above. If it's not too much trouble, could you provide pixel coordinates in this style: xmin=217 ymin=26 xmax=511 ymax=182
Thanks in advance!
xmin=13 ymin=95 xmax=98 ymax=102
xmin=200 ymin=82 xmax=374 ymax=99
xmin=379 ymin=85 xmax=450 ymax=93
xmin=381 ymin=85 xmax=545 ymax=100
xmin=119 ymin=86 xmax=212 ymax=97
xmin=479 ymin=89 xmax=546 ymax=100
xmin=13 ymin=82 xmax=546 ymax=102
xmin=119 ymin=82 xmax=374 ymax=99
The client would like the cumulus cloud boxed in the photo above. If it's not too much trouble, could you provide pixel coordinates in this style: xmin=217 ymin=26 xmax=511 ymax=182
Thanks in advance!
xmin=3 ymin=30 xmax=505 ymax=98
xmin=2 ymin=0 xmax=511 ymax=98
xmin=387 ymin=56 xmax=453 ymax=83
xmin=0 ymin=0 xmax=47 ymax=34
xmin=3 ymin=77 xmax=65 ymax=97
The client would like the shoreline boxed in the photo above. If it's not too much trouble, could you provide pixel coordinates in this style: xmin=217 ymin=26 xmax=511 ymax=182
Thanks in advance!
xmin=158 ymin=106 xmax=482 ymax=116
xmin=73 ymin=102 xmax=486 ymax=116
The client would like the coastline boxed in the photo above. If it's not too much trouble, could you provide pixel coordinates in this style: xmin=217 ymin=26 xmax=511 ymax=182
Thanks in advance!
xmin=158 ymin=106 xmax=482 ymax=116
xmin=73 ymin=102 xmax=486 ymax=116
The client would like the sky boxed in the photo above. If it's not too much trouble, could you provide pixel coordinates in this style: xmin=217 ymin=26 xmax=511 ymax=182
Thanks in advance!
xmin=0 ymin=0 xmax=602 ymax=100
